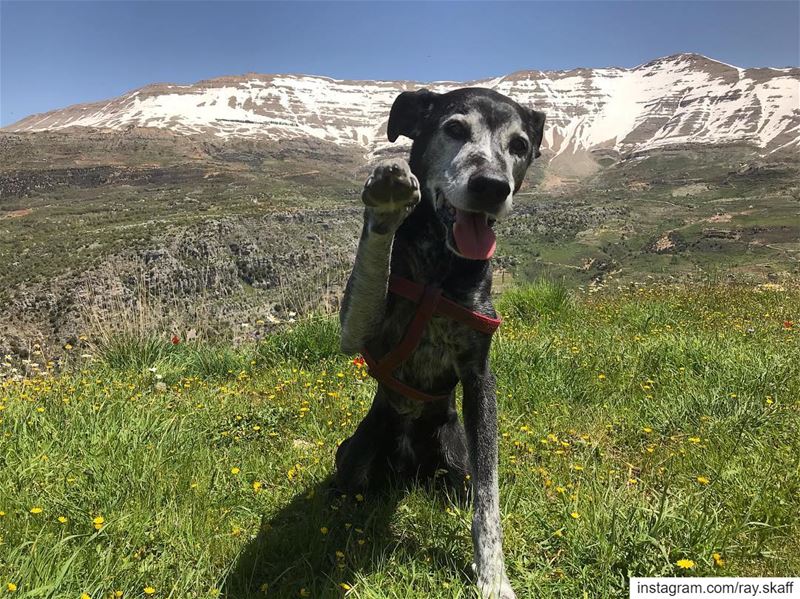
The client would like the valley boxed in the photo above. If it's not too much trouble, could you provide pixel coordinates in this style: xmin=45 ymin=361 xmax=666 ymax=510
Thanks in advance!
xmin=1 ymin=54 xmax=798 ymax=357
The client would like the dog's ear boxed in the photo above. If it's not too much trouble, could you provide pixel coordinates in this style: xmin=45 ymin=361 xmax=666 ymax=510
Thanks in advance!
xmin=387 ymin=89 xmax=439 ymax=142
xmin=526 ymin=109 xmax=546 ymax=158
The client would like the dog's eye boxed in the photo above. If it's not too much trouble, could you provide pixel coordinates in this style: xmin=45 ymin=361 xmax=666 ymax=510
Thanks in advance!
xmin=443 ymin=120 xmax=470 ymax=141
xmin=510 ymin=137 xmax=529 ymax=156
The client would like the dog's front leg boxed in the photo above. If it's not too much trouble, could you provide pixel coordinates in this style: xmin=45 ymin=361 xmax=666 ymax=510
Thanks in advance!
xmin=340 ymin=159 xmax=420 ymax=354
xmin=462 ymin=369 xmax=515 ymax=599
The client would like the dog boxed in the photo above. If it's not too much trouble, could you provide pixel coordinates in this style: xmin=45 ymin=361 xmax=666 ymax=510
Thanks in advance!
xmin=336 ymin=87 xmax=545 ymax=599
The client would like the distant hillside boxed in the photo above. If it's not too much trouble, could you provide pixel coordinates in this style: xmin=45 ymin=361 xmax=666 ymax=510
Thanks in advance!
xmin=1 ymin=54 xmax=798 ymax=357
xmin=5 ymin=54 xmax=800 ymax=171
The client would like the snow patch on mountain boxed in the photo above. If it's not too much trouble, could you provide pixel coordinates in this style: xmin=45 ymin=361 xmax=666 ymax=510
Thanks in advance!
xmin=6 ymin=54 xmax=799 ymax=157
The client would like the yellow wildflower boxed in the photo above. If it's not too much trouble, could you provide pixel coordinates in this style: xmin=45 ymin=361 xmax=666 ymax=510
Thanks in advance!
xmin=676 ymin=558 xmax=695 ymax=569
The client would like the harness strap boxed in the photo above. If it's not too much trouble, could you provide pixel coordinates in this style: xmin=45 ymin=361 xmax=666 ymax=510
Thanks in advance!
xmin=361 ymin=274 xmax=502 ymax=403
xmin=362 ymin=350 xmax=452 ymax=403
xmin=371 ymin=284 xmax=441 ymax=375
xmin=388 ymin=275 xmax=502 ymax=334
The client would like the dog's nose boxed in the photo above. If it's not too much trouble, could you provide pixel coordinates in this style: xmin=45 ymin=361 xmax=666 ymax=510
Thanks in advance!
xmin=468 ymin=174 xmax=511 ymax=204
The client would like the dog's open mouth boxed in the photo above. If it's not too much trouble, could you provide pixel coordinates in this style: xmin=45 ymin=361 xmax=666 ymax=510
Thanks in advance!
xmin=437 ymin=192 xmax=497 ymax=261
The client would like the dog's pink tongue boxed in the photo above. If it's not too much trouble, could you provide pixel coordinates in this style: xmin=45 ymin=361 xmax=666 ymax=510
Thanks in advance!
xmin=453 ymin=209 xmax=496 ymax=260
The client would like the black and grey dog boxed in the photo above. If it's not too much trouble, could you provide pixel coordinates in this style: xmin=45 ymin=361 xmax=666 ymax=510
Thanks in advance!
xmin=336 ymin=88 xmax=545 ymax=599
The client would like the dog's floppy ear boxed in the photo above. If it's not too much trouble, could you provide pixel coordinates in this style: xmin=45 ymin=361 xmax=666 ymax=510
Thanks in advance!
xmin=526 ymin=109 xmax=546 ymax=158
xmin=387 ymin=89 xmax=439 ymax=142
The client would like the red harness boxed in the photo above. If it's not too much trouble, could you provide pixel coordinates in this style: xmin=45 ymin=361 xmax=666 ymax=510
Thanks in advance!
xmin=361 ymin=275 xmax=502 ymax=402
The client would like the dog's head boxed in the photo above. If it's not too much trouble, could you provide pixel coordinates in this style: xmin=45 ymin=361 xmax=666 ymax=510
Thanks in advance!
xmin=388 ymin=87 xmax=545 ymax=261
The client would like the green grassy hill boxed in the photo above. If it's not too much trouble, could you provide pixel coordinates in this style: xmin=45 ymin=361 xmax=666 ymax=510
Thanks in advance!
xmin=1 ymin=283 xmax=798 ymax=598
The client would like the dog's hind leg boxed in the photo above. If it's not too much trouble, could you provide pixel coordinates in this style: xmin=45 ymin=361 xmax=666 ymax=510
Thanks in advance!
xmin=339 ymin=159 xmax=419 ymax=354
xmin=461 ymin=368 xmax=516 ymax=599
xmin=389 ymin=402 xmax=469 ymax=489
xmin=434 ymin=407 xmax=471 ymax=497
xmin=335 ymin=392 xmax=397 ymax=493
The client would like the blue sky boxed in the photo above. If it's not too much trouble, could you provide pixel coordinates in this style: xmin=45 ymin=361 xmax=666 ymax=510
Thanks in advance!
xmin=1 ymin=1 xmax=798 ymax=126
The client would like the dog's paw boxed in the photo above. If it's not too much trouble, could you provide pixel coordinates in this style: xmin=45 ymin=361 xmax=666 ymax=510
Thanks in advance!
xmin=362 ymin=160 xmax=420 ymax=232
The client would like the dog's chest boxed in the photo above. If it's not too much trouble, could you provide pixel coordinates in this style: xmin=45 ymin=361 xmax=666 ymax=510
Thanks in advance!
xmin=397 ymin=314 xmax=462 ymax=375
xmin=371 ymin=294 xmax=486 ymax=414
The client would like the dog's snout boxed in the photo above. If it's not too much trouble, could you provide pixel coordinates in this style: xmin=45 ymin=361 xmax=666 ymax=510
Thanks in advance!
xmin=468 ymin=174 xmax=511 ymax=204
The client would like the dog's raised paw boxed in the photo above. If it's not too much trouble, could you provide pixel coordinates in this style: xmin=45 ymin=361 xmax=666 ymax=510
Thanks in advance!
xmin=362 ymin=159 xmax=420 ymax=214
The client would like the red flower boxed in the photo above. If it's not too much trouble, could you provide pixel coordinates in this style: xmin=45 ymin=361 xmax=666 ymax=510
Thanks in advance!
xmin=784 ymin=321 xmax=794 ymax=329
xmin=171 ymin=335 xmax=180 ymax=345
xmin=352 ymin=356 xmax=365 ymax=367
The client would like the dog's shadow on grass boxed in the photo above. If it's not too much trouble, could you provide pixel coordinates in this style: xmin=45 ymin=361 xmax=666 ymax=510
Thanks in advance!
xmin=223 ymin=475 xmax=470 ymax=598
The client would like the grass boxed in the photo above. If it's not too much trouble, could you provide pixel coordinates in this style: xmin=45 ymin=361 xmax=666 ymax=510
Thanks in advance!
xmin=1 ymin=282 xmax=799 ymax=598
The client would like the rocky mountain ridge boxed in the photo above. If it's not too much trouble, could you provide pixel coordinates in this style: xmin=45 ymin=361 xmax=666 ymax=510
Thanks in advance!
xmin=6 ymin=54 xmax=799 ymax=167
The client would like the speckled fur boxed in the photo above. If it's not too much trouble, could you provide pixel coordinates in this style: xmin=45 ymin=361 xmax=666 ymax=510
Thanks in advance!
xmin=337 ymin=88 xmax=544 ymax=599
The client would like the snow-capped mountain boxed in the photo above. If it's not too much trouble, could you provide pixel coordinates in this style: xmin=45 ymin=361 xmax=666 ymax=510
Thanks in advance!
xmin=5 ymin=54 xmax=799 ymax=158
